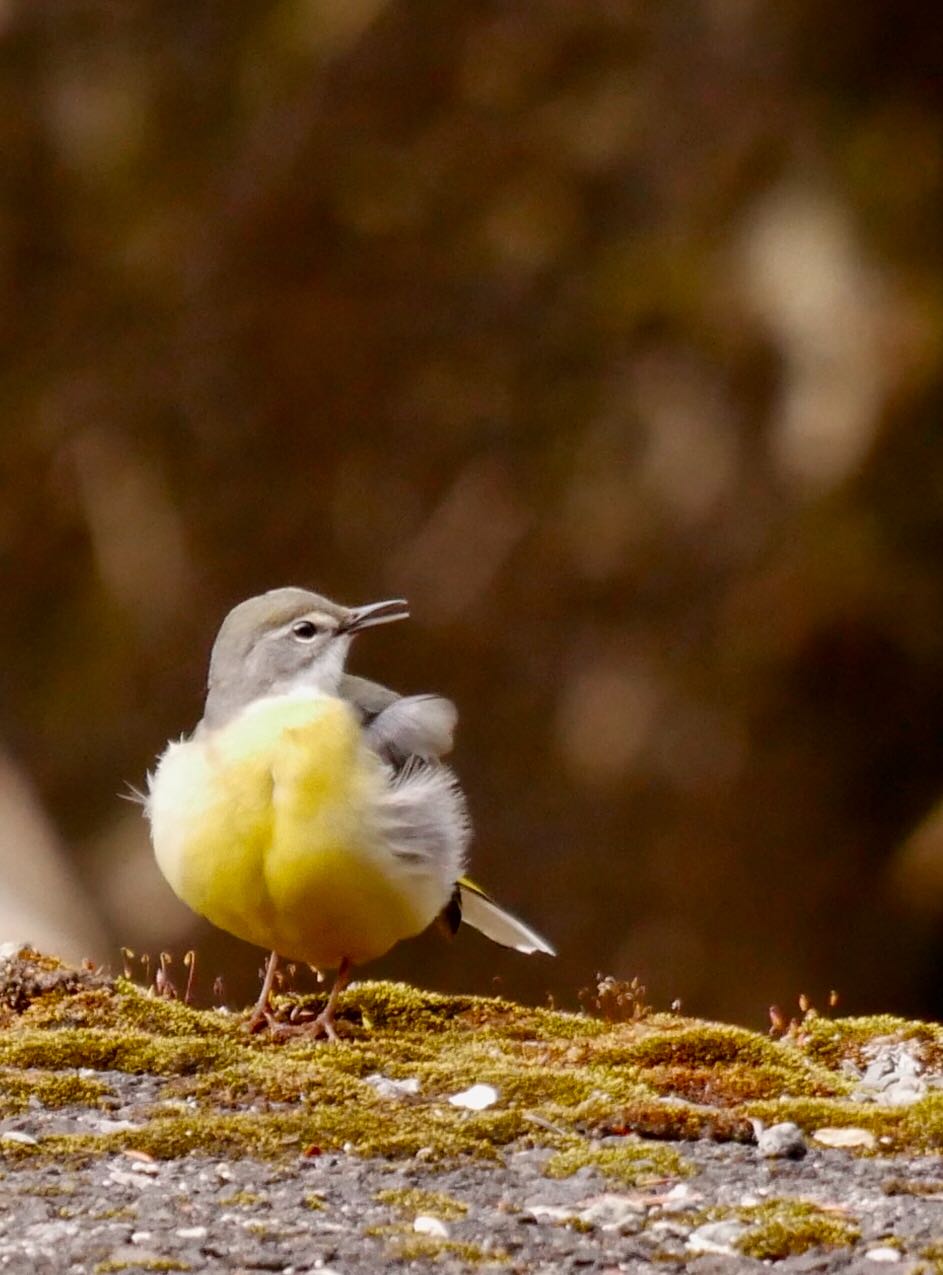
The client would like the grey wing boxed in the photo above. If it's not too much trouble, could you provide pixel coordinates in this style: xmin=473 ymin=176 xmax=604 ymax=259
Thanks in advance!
xmin=339 ymin=673 xmax=457 ymax=766
xmin=340 ymin=672 xmax=467 ymax=901
xmin=338 ymin=673 xmax=400 ymax=723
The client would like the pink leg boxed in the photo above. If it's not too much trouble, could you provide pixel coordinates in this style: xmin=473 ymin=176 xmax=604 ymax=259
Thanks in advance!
xmin=309 ymin=957 xmax=352 ymax=1043
xmin=246 ymin=949 xmax=279 ymax=1034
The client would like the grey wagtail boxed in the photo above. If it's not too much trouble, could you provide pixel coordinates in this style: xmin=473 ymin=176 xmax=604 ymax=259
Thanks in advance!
xmin=146 ymin=587 xmax=554 ymax=1038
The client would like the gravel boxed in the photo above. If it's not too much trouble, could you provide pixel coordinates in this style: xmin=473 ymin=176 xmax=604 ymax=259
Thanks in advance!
xmin=3 ymin=1076 xmax=943 ymax=1273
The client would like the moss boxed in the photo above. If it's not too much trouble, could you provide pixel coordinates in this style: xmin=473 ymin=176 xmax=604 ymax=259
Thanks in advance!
xmin=734 ymin=1199 xmax=859 ymax=1260
xmin=543 ymin=1139 xmax=692 ymax=1187
xmin=4 ymin=954 xmax=943 ymax=1175
xmin=618 ymin=1023 xmax=776 ymax=1067
xmin=0 ymin=1068 xmax=113 ymax=1114
xmin=919 ymin=1241 xmax=943 ymax=1270
xmin=596 ymin=1097 xmax=755 ymax=1143
xmin=303 ymin=1192 xmax=325 ymax=1210
xmin=89 ymin=1206 xmax=138 ymax=1221
xmin=607 ymin=1024 xmax=846 ymax=1103
xmin=899 ymin=1094 xmax=943 ymax=1152
xmin=0 ymin=948 xmax=110 ymax=1017
xmin=376 ymin=1226 xmax=506 ymax=1264
xmin=0 ymin=1028 xmax=235 ymax=1076
xmin=883 ymin=1177 xmax=943 ymax=1197
xmin=390 ymin=1237 xmax=505 ymax=1263
xmin=218 ymin=1190 xmax=263 ymax=1207
xmin=744 ymin=1093 xmax=943 ymax=1153
xmin=0 ymin=1098 xmax=540 ymax=1165
xmin=376 ymin=1187 xmax=469 ymax=1220
xmin=788 ymin=1015 xmax=943 ymax=1071
xmin=274 ymin=979 xmax=590 ymax=1043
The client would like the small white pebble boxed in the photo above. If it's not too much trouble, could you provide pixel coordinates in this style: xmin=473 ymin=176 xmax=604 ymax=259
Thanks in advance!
xmin=106 ymin=1170 xmax=147 ymax=1189
xmin=578 ymin=1193 xmax=645 ymax=1235
xmin=525 ymin=1203 xmax=578 ymax=1224
xmin=0 ymin=1131 xmax=38 ymax=1146
xmin=663 ymin=1183 xmax=696 ymax=1201
xmin=413 ymin=1215 xmax=450 ymax=1239
xmin=865 ymin=1248 xmax=902 ymax=1263
xmin=687 ymin=1219 xmax=747 ymax=1255
xmin=91 ymin=1119 xmax=142 ymax=1134
xmin=130 ymin=1231 xmax=154 ymax=1245
xmin=448 ymin=1083 xmax=499 ymax=1110
xmin=363 ymin=1073 xmax=420 ymax=1099
xmin=176 ymin=1227 xmax=208 ymax=1240
xmin=812 ymin=1126 xmax=876 ymax=1150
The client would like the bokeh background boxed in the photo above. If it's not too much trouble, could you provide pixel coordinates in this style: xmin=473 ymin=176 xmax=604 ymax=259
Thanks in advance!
xmin=3 ymin=0 xmax=943 ymax=1026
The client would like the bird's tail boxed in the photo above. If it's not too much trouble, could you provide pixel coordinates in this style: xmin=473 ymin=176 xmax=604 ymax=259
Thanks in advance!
xmin=458 ymin=878 xmax=556 ymax=956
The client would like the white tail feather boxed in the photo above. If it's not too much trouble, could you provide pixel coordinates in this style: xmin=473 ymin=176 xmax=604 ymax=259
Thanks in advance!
xmin=459 ymin=884 xmax=556 ymax=956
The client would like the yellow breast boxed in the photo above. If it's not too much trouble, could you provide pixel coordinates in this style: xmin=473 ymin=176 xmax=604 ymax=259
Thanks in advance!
xmin=147 ymin=693 xmax=439 ymax=968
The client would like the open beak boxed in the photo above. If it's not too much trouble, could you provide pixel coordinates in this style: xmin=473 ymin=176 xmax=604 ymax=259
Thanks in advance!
xmin=341 ymin=598 xmax=410 ymax=634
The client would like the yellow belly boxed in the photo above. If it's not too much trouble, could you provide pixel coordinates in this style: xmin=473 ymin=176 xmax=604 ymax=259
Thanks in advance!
xmin=148 ymin=693 xmax=439 ymax=968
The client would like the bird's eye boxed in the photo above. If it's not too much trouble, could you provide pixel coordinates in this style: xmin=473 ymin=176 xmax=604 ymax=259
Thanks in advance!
xmin=291 ymin=620 xmax=319 ymax=641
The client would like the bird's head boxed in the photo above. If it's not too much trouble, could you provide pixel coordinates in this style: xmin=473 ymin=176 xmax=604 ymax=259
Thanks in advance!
xmin=201 ymin=587 xmax=408 ymax=728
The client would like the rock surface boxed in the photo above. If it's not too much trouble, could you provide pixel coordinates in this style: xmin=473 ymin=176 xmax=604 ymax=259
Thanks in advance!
xmin=2 ymin=949 xmax=943 ymax=1272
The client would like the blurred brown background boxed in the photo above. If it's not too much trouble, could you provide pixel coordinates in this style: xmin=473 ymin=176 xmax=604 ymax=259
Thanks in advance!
xmin=3 ymin=0 xmax=943 ymax=1026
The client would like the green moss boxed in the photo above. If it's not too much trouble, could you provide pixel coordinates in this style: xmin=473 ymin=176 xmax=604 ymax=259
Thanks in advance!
xmin=618 ymin=1024 xmax=776 ymax=1067
xmin=0 ymin=1097 xmax=541 ymax=1165
xmin=0 ymin=1068 xmax=113 ymax=1113
xmin=89 ymin=1206 xmax=138 ymax=1221
xmin=884 ymin=1177 xmax=943 ymax=1197
xmin=733 ymin=1199 xmax=859 ymax=1260
xmin=4 ymin=953 xmax=943 ymax=1174
xmin=0 ymin=1028 xmax=235 ymax=1076
xmin=544 ymin=1139 xmax=692 ymax=1187
xmin=789 ymin=1015 xmax=943 ymax=1071
xmin=744 ymin=1092 xmax=943 ymax=1153
xmin=607 ymin=1024 xmax=846 ymax=1103
xmin=381 ymin=1229 xmax=506 ymax=1264
xmin=218 ymin=1190 xmax=263 ymax=1207
xmin=392 ymin=1237 xmax=504 ymax=1263
xmin=900 ymin=1094 xmax=943 ymax=1152
xmin=919 ymin=1241 xmax=943 ymax=1271
xmin=596 ymin=1097 xmax=755 ymax=1143
xmin=376 ymin=1187 xmax=469 ymax=1220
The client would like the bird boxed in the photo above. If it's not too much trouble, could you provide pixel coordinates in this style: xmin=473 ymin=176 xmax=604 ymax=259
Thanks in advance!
xmin=145 ymin=587 xmax=554 ymax=1039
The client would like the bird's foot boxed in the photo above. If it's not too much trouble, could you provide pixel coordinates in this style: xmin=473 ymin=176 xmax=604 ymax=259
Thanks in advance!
xmin=304 ymin=1007 xmax=340 ymax=1043
xmin=244 ymin=1004 xmax=275 ymax=1035
xmin=243 ymin=998 xmax=342 ymax=1042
